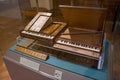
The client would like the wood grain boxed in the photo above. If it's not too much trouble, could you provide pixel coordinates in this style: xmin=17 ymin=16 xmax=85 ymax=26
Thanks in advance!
xmin=60 ymin=5 xmax=107 ymax=31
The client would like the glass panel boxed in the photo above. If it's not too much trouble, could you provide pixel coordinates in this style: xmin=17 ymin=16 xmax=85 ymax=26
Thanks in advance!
xmin=112 ymin=6 xmax=120 ymax=80
xmin=0 ymin=0 xmax=21 ymax=19
xmin=18 ymin=0 xmax=103 ymax=25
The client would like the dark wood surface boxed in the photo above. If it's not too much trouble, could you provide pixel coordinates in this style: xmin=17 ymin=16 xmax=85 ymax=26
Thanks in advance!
xmin=59 ymin=27 xmax=102 ymax=46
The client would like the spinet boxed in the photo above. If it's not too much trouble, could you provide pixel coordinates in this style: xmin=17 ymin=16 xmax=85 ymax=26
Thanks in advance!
xmin=53 ymin=5 xmax=107 ymax=69
xmin=16 ymin=6 xmax=107 ymax=69
xmin=20 ymin=12 xmax=67 ymax=46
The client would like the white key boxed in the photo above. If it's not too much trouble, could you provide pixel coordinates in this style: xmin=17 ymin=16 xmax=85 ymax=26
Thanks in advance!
xmin=22 ymin=31 xmax=54 ymax=40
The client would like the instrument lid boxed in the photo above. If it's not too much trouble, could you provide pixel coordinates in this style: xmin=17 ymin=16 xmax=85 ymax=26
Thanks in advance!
xmin=59 ymin=5 xmax=107 ymax=31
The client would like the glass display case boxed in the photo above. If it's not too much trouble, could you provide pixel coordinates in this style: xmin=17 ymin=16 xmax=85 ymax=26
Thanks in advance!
xmin=18 ymin=0 xmax=104 ymax=25
xmin=18 ymin=0 xmax=119 ymax=29
xmin=1 ymin=0 xmax=119 ymax=79
xmin=0 ymin=0 xmax=21 ymax=19
xmin=0 ymin=0 xmax=120 ymax=80
xmin=112 ymin=6 xmax=120 ymax=80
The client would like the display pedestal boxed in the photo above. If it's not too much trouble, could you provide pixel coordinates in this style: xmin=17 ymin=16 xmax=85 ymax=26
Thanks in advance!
xmin=3 ymin=39 xmax=109 ymax=80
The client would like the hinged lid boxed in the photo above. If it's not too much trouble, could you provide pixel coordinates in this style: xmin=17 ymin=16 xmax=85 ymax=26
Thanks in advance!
xmin=59 ymin=5 xmax=107 ymax=31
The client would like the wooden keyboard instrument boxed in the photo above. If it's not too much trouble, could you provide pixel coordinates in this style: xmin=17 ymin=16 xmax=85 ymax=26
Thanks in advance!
xmin=54 ymin=5 xmax=107 ymax=69
xmin=53 ymin=27 xmax=103 ymax=59
xmin=20 ymin=12 xmax=67 ymax=46
xmin=17 ymin=6 xmax=107 ymax=69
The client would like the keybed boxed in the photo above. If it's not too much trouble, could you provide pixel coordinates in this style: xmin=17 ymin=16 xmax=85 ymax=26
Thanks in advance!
xmin=53 ymin=43 xmax=100 ymax=58
xmin=56 ymin=39 xmax=100 ymax=52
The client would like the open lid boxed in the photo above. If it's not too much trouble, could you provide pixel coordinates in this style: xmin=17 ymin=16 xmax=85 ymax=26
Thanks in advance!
xmin=59 ymin=5 xmax=107 ymax=31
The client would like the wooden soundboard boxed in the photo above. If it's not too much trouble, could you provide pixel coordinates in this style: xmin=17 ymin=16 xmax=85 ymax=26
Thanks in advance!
xmin=59 ymin=5 xmax=107 ymax=31
xmin=59 ymin=27 xmax=102 ymax=46
xmin=53 ymin=27 xmax=104 ymax=58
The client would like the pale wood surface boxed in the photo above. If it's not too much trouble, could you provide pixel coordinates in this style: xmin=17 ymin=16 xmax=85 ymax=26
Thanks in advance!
xmin=42 ymin=23 xmax=60 ymax=34
xmin=15 ymin=46 xmax=48 ymax=60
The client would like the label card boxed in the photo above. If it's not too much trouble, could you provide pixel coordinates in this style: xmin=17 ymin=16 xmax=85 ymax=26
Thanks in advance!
xmin=20 ymin=57 xmax=40 ymax=71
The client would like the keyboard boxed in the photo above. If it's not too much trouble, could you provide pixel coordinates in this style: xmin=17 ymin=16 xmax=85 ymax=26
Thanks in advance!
xmin=21 ymin=30 xmax=54 ymax=39
xmin=56 ymin=39 xmax=100 ymax=52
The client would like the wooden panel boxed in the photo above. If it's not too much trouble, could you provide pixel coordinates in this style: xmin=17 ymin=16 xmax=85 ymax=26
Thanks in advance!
xmin=60 ymin=5 xmax=107 ymax=31
xmin=101 ymin=0 xmax=120 ymax=21
xmin=74 ymin=0 xmax=102 ymax=7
